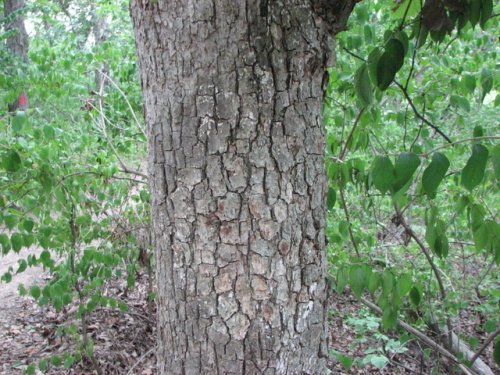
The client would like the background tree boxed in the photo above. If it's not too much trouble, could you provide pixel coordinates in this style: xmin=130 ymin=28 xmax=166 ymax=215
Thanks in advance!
xmin=3 ymin=0 xmax=28 ymax=60
xmin=3 ymin=0 xmax=28 ymax=112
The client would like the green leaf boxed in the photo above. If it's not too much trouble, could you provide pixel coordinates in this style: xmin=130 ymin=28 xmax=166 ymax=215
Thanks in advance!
xmin=119 ymin=300 xmax=128 ymax=312
xmin=22 ymin=219 xmax=35 ymax=232
xmin=480 ymin=0 xmax=493 ymax=29
xmin=450 ymin=95 xmax=470 ymax=112
xmin=16 ymin=259 xmax=27 ymax=274
xmin=334 ymin=352 xmax=353 ymax=370
xmin=336 ymin=266 xmax=348 ymax=294
xmin=382 ymin=307 xmax=398 ymax=330
xmin=473 ymin=125 xmax=484 ymax=138
xmin=396 ymin=274 xmax=413 ymax=297
xmin=4 ymin=214 xmax=18 ymax=230
xmin=368 ymin=272 xmax=381 ymax=294
xmin=382 ymin=270 xmax=394 ymax=296
xmin=461 ymin=144 xmax=488 ymax=191
xmin=470 ymin=204 xmax=485 ymax=231
xmin=422 ymin=153 xmax=450 ymax=198
xmin=367 ymin=48 xmax=381 ymax=86
xmin=469 ymin=0 xmax=481 ymax=27
xmin=2 ymin=150 xmax=22 ymax=172
xmin=0 ymin=234 xmax=11 ymax=254
xmin=480 ymin=68 xmax=493 ymax=102
xmin=30 ymin=285 xmax=41 ymax=299
xmin=473 ymin=222 xmax=489 ymax=251
xmin=51 ymin=355 xmax=62 ymax=367
xmin=326 ymin=188 xmax=336 ymax=209
xmin=462 ymin=74 xmax=476 ymax=93
xmin=492 ymin=144 xmax=500 ymax=183
xmin=370 ymin=355 xmax=389 ymax=369
xmin=371 ymin=156 xmax=395 ymax=194
xmin=376 ymin=38 xmax=405 ymax=91
xmin=11 ymin=233 xmax=24 ymax=252
xmin=394 ymin=30 xmax=409 ymax=56
xmin=25 ymin=364 xmax=35 ymax=375
xmin=2 ymin=272 xmax=12 ymax=283
xmin=38 ymin=171 xmax=53 ymax=192
xmin=12 ymin=112 xmax=27 ymax=134
xmin=426 ymin=220 xmax=449 ymax=258
xmin=38 ymin=359 xmax=48 ymax=372
xmin=484 ymin=320 xmax=497 ymax=333
xmin=494 ymin=339 xmax=500 ymax=366
xmin=39 ymin=250 xmax=52 ymax=267
xmin=393 ymin=152 xmax=420 ymax=192
xmin=354 ymin=63 xmax=373 ymax=107
xmin=409 ymin=286 xmax=421 ymax=307
xmin=349 ymin=264 xmax=367 ymax=299
xmin=43 ymin=125 xmax=55 ymax=139
xmin=63 ymin=354 xmax=74 ymax=369
xmin=53 ymin=296 xmax=63 ymax=311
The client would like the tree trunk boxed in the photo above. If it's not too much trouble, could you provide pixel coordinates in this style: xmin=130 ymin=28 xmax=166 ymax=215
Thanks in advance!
xmin=130 ymin=1 xmax=355 ymax=373
xmin=3 ymin=0 xmax=29 ymax=61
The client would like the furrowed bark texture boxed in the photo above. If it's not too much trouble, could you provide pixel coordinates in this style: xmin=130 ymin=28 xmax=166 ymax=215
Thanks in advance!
xmin=130 ymin=1 xmax=353 ymax=373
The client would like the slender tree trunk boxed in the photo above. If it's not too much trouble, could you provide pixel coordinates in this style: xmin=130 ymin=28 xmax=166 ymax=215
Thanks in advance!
xmin=130 ymin=1 xmax=355 ymax=373
xmin=91 ymin=6 xmax=110 ymax=91
xmin=3 ymin=0 xmax=29 ymax=61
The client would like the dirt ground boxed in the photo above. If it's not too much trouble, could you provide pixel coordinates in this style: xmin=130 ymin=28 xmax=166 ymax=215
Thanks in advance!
xmin=0 ymin=248 xmax=498 ymax=374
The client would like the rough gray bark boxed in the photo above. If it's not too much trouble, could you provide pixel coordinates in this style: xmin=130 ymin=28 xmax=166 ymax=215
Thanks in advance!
xmin=130 ymin=1 xmax=355 ymax=373
xmin=3 ymin=0 xmax=29 ymax=61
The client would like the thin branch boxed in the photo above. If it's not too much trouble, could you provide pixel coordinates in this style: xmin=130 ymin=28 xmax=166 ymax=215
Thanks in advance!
xmin=342 ymin=47 xmax=366 ymax=62
xmin=97 ymin=68 xmax=147 ymax=138
xmin=398 ymin=0 xmax=414 ymax=30
xmin=470 ymin=327 xmax=500 ymax=366
xmin=396 ymin=208 xmax=446 ymax=300
xmin=125 ymin=346 xmax=156 ymax=375
xmin=92 ymin=80 xmax=147 ymax=179
xmin=339 ymin=108 xmax=365 ymax=160
xmin=60 ymin=170 xmax=146 ymax=184
xmin=405 ymin=13 xmax=421 ymax=90
xmin=361 ymin=297 xmax=476 ymax=375
xmin=338 ymin=187 xmax=361 ymax=258
xmin=394 ymin=81 xmax=452 ymax=143
xmin=424 ymin=136 xmax=500 ymax=156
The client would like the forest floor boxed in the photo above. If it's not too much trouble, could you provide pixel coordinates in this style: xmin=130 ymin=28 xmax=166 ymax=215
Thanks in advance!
xmin=0 ymin=248 xmax=498 ymax=374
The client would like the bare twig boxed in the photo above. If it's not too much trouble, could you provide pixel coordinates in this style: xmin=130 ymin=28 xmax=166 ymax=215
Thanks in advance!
xmin=338 ymin=187 xmax=361 ymax=258
xmin=470 ymin=327 xmax=500 ymax=366
xmin=424 ymin=136 xmax=500 ymax=156
xmin=339 ymin=108 xmax=365 ymax=160
xmin=125 ymin=346 xmax=156 ymax=375
xmin=396 ymin=208 xmax=446 ymax=300
xmin=92 ymin=80 xmax=147 ymax=179
xmin=394 ymin=80 xmax=452 ymax=143
xmin=342 ymin=47 xmax=366 ymax=62
xmin=97 ymin=68 xmax=147 ymax=138
xmin=395 ymin=206 xmax=454 ymax=347
xmin=361 ymin=298 xmax=476 ymax=375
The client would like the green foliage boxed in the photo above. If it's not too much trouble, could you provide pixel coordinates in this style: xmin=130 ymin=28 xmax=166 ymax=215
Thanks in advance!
xmin=327 ymin=0 xmax=498 ymax=369
xmin=1 ymin=0 xmax=150 ymax=372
